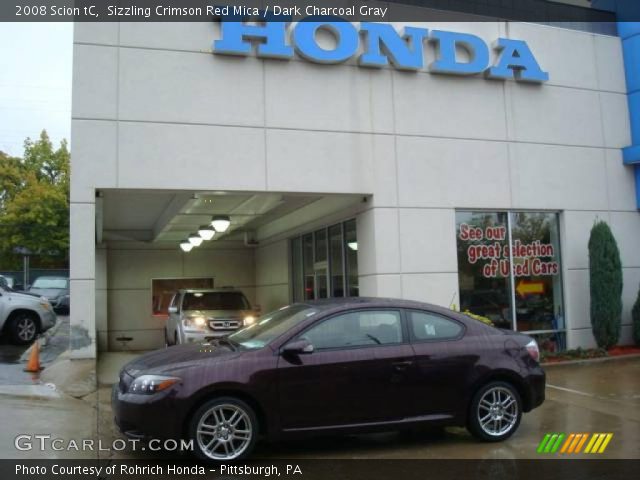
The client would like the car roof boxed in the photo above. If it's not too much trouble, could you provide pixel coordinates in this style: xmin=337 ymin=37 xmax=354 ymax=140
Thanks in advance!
xmin=33 ymin=276 xmax=68 ymax=280
xmin=178 ymin=288 xmax=244 ymax=294
xmin=295 ymin=297 xmax=455 ymax=315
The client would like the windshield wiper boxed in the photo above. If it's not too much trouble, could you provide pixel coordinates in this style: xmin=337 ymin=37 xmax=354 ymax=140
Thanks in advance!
xmin=216 ymin=337 xmax=238 ymax=351
xmin=365 ymin=334 xmax=382 ymax=345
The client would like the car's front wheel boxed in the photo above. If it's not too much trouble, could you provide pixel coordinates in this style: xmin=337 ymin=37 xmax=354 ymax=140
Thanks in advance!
xmin=189 ymin=397 xmax=258 ymax=461
xmin=468 ymin=381 xmax=522 ymax=442
xmin=9 ymin=312 xmax=39 ymax=345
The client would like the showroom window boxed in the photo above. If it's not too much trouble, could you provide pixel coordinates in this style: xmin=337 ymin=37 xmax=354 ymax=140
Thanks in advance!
xmin=290 ymin=219 xmax=358 ymax=302
xmin=456 ymin=211 xmax=565 ymax=353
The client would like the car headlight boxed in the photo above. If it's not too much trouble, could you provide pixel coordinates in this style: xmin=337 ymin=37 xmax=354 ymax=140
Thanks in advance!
xmin=128 ymin=375 xmax=181 ymax=395
xmin=183 ymin=316 xmax=207 ymax=329
xmin=39 ymin=300 xmax=52 ymax=310
xmin=243 ymin=315 xmax=256 ymax=326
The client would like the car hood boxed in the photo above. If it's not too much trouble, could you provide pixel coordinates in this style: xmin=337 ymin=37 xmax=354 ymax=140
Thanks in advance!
xmin=123 ymin=342 xmax=244 ymax=376
xmin=29 ymin=288 xmax=66 ymax=299
xmin=7 ymin=291 xmax=46 ymax=303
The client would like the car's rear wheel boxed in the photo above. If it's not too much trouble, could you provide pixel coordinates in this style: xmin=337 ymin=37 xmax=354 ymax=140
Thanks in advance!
xmin=468 ymin=381 xmax=522 ymax=442
xmin=189 ymin=397 xmax=258 ymax=461
xmin=9 ymin=312 xmax=39 ymax=345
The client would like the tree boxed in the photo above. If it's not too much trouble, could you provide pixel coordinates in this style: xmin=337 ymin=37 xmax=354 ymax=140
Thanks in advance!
xmin=588 ymin=221 xmax=623 ymax=349
xmin=633 ymin=285 xmax=640 ymax=346
xmin=0 ymin=130 xmax=69 ymax=269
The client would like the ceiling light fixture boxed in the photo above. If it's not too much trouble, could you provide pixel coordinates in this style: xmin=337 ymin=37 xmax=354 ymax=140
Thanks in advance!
xmin=188 ymin=233 xmax=203 ymax=247
xmin=211 ymin=215 xmax=231 ymax=233
xmin=180 ymin=241 xmax=194 ymax=252
xmin=198 ymin=225 xmax=216 ymax=241
xmin=347 ymin=241 xmax=358 ymax=251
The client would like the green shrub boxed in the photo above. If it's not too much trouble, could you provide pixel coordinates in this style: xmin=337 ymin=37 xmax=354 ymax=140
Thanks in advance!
xmin=588 ymin=221 xmax=623 ymax=349
xmin=633 ymin=285 xmax=640 ymax=346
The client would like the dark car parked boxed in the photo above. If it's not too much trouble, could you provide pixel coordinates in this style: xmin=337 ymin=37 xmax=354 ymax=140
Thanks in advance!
xmin=112 ymin=298 xmax=545 ymax=461
xmin=28 ymin=276 xmax=70 ymax=314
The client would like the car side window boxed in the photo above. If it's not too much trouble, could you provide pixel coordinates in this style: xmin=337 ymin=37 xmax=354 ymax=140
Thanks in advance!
xmin=408 ymin=311 xmax=463 ymax=341
xmin=301 ymin=310 xmax=402 ymax=350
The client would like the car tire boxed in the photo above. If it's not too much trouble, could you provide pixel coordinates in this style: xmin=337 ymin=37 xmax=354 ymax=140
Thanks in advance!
xmin=467 ymin=381 xmax=522 ymax=442
xmin=189 ymin=397 xmax=258 ymax=461
xmin=9 ymin=312 xmax=39 ymax=345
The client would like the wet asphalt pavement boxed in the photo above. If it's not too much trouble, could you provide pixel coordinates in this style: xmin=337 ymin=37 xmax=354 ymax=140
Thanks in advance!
xmin=0 ymin=315 xmax=68 ymax=385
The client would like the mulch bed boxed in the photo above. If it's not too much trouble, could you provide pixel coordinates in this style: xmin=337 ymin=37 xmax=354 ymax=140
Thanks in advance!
xmin=542 ymin=345 xmax=640 ymax=363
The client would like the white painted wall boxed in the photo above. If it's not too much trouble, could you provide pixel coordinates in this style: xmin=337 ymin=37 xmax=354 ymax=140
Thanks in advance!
xmin=71 ymin=21 xmax=640 ymax=356
xmin=255 ymin=241 xmax=290 ymax=315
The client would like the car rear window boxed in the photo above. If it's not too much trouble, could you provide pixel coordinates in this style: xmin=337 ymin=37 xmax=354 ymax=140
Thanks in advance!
xmin=182 ymin=292 xmax=249 ymax=311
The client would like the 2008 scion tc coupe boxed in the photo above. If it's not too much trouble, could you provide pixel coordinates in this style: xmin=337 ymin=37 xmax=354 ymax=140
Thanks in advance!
xmin=112 ymin=298 xmax=545 ymax=460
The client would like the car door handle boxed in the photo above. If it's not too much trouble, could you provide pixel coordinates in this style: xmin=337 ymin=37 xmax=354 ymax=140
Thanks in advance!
xmin=392 ymin=360 xmax=414 ymax=371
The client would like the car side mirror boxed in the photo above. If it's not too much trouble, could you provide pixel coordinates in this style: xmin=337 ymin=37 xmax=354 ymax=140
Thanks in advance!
xmin=282 ymin=339 xmax=314 ymax=355
xmin=168 ymin=306 xmax=178 ymax=314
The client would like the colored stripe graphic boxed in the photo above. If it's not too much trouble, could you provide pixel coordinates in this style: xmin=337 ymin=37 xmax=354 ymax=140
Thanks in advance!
xmin=539 ymin=433 xmax=613 ymax=454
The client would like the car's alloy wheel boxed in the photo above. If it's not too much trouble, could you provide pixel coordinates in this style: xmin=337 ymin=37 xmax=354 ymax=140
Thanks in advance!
xmin=190 ymin=398 xmax=257 ymax=461
xmin=468 ymin=381 xmax=522 ymax=442
xmin=11 ymin=314 xmax=38 ymax=344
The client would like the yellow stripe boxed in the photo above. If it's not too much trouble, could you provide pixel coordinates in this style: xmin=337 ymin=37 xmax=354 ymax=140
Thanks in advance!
xmin=575 ymin=433 xmax=589 ymax=453
xmin=597 ymin=433 xmax=613 ymax=453
xmin=584 ymin=433 xmax=599 ymax=453
xmin=568 ymin=434 xmax=580 ymax=453
xmin=560 ymin=434 xmax=575 ymax=454
xmin=590 ymin=434 xmax=606 ymax=454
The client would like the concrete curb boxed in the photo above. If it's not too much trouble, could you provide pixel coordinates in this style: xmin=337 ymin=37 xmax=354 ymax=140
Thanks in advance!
xmin=0 ymin=383 xmax=62 ymax=400
xmin=541 ymin=353 xmax=640 ymax=367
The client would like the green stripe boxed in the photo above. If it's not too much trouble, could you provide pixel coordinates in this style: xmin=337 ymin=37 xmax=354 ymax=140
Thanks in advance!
xmin=544 ymin=434 xmax=559 ymax=453
xmin=537 ymin=433 xmax=552 ymax=453
xmin=551 ymin=433 xmax=566 ymax=453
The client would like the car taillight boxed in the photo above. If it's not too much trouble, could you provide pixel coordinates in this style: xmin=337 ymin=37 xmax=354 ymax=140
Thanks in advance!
xmin=525 ymin=339 xmax=540 ymax=362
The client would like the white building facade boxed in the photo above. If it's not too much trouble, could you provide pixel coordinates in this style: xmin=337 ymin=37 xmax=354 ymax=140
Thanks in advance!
xmin=70 ymin=19 xmax=640 ymax=359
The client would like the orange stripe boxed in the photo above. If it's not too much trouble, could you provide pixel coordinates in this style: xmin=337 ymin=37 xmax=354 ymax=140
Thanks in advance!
xmin=560 ymin=434 xmax=575 ymax=454
xmin=568 ymin=434 xmax=582 ymax=453
xmin=575 ymin=433 xmax=589 ymax=453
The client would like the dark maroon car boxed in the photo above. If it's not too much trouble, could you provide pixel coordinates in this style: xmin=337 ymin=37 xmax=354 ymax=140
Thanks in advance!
xmin=112 ymin=298 xmax=545 ymax=460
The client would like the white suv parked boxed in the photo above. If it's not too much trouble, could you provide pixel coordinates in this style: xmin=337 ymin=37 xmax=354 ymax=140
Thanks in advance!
xmin=0 ymin=275 xmax=57 ymax=344
xmin=165 ymin=289 xmax=258 ymax=345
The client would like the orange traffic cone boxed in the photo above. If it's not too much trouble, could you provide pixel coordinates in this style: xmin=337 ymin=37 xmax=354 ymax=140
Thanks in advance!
xmin=24 ymin=339 xmax=42 ymax=373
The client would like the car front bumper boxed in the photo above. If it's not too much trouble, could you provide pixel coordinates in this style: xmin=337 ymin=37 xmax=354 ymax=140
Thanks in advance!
xmin=181 ymin=329 xmax=237 ymax=344
xmin=39 ymin=310 xmax=57 ymax=332
xmin=111 ymin=383 xmax=184 ymax=440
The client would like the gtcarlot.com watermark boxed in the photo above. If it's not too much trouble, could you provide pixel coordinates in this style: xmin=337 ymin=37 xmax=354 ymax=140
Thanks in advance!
xmin=14 ymin=434 xmax=193 ymax=453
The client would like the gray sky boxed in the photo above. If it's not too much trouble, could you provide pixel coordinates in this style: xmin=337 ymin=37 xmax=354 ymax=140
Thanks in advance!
xmin=0 ymin=23 xmax=73 ymax=157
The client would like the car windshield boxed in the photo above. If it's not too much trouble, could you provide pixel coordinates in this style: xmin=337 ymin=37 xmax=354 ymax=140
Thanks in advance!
xmin=228 ymin=304 xmax=319 ymax=350
xmin=32 ymin=277 xmax=68 ymax=289
xmin=182 ymin=292 xmax=249 ymax=311
xmin=0 ymin=276 xmax=12 ymax=291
